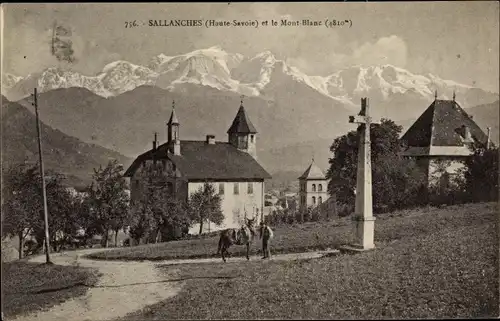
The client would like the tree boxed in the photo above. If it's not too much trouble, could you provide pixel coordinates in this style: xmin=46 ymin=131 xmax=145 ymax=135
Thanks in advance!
xmin=463 ymin=146 xmax=499 ymax=202
xmin=371 ymin=152 xmax=427 ymax=212
xmin=327 ymin=118 xmax=427 ymax=213
xmin=87 ymin=160 xmax=130 ymax=248
xmin=129 ymin=161 xmax=191 ymax=243
xmin=42 ymin=172 xmax=80 ymax=252
xmin=188 ymin=182 xmax=224 ymax=235
xmin=128 ymin=201 xmax=156 ymax=245
xmin=2 ymin=164 xmax=42 ymax=259
xmin=2 ymin=165 xmax=79 ymax=256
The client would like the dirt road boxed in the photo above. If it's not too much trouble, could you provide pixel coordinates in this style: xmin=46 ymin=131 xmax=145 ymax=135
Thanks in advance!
xmin=9 ymin=248 xmax=339 ymax=321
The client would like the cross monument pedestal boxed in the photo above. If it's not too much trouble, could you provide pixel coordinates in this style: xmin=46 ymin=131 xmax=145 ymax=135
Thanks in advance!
xmin=341 ymin=97 xmax=379 ymax=253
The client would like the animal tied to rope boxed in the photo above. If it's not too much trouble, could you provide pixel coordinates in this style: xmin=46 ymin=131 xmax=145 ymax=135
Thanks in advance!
xmin=217 ymin=218 xmax=257 ymax=262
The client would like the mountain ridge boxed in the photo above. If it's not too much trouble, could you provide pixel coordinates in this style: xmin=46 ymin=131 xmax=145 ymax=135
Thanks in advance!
xmin=4 ymin=47 xmax=498 ymax=106
xmin=4 ymin=47 xmax=498 ymax=187
xmin=1 ymin=96 xmax=132 ymax=189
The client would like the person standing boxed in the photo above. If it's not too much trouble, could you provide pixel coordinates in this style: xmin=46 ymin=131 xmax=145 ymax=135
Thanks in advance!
xmin=260 ymin=221 xmax=274 ymax=259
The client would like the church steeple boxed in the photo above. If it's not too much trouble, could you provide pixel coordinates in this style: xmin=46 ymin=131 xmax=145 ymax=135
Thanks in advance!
xmin=298 ymin=158 xmax=327 ymax=212
xmin=228 ymin=96 xmax=258 ymax=158
xmin=167 ymin=100 xmax=181 ymax=155
xmin=168 ymin=100 xmax=179 ymax=126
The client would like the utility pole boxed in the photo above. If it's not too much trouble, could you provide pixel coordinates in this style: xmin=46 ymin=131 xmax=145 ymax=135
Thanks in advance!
xmin=33 ymin=88 xmax=52 ymax=264
xmin=207 ymin=185 xmax=211 ymax=233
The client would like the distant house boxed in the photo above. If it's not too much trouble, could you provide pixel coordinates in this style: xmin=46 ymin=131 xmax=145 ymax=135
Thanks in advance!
xmin=298 ymin=159 xmax=329 ymax=212
xmin=400 ymin=94 xmax=493 ymax=189
xmin=265 ymin=194 xmax=279 ymax=206
xmin=124 ymin=100 xmax=272 ymax=235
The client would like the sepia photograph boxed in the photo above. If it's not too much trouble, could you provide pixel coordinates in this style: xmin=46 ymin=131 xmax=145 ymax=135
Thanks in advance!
xmin=1 ymin=2 xmax=499 ymax=320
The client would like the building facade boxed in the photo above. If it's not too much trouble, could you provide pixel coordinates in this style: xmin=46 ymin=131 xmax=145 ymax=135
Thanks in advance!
xmin=298 ymin=159 xmax=328 ymax=212
xmin=400 ymin=93 xmax=492 ymax=189
xmin=125 ymin=100 xmax=271 ymax=235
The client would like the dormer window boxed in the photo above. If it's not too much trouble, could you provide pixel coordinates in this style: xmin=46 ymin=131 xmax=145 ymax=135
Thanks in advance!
xmin=458 ymin=125 xmax=473 ymax=143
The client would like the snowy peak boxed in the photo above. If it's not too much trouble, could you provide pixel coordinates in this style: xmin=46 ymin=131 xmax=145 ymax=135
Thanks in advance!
xmin=3 ymin=47 xmax=497 ymax=106
xmin=324 ymin=64 xmax=478 ymax=101
xmin=148 ymin=54 xmax=175 ymax=70
xmin=2 ymin=73 xmax=23 ymax=92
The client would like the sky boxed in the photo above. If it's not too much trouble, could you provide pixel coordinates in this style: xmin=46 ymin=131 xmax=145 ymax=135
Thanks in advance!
xmin=2 ymin=2 xmax=499 ymax=92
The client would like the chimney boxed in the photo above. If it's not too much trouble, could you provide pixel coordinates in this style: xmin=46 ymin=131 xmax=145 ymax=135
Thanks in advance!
xmin=206 ymin=135 xmax=216 ymax=145
xmin=487 ymin=127 xmax=491 ymax=149
xmin=152 ymin=132 xmax=158 ymax=151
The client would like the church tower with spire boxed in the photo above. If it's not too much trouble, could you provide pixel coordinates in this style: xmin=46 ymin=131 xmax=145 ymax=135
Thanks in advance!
xmin=298 ymin=158 xmax=328 ymax=212
xmin=167 ymin=100 xmax=181 ymax=155
xmin=227 ymin=96 xmax=258 ymax=159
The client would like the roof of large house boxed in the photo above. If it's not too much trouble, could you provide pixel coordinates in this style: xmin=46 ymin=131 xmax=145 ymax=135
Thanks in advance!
xmin=400 ymin=99 xmax=490 ymax=157
xmin=298 ymin=159 xmax=327 ymax=180
xmin=124 ymin=140 xmax=271 ymax=180
xmin=227 ymin=105 xmax=257 ymax=134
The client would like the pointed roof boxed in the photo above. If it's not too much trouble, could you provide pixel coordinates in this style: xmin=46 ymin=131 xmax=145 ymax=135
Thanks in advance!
xmin=227 ymin=104 xmax=257 ymax=134
xmin=168 ymin=108 xmax=179 ymax=125
xmin=401 ymin=99 xmax=491 ymax=156
xmin=298 ymin=159 xmax=326 ymax=180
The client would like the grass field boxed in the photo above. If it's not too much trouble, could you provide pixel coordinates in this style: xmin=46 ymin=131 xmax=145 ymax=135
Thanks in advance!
xmin=111 ymin=204 xmax=499 ymax=320
xmin=88 ymin=202 xmax=496 ymax=262
xmin=1 ymin=261 xmax=101 ymax=318
xmin=118 ymin=202 xmax=499 ymax=319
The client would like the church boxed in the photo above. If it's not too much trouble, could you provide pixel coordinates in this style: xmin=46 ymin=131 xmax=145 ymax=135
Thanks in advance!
xmin=124 ymin=99 xmax=272 ymax=235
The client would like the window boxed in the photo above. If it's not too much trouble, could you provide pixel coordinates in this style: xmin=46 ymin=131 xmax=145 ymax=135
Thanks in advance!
xmin=318 ymin=184 xmax=323 ymax=192
xmin=312 ymin=196 xmax=316 ymax=204
xmin=319 ymin=196 xmax=323 ymax=204
xmin=238 ymin=136 xmax=248 ymax=149
xmin=247 ymin=182 xmax=253 ymax=194
xmin=250 ymin=135 xmax=254 ymax=143
xmin=219 ymin=183 xmax=225 ymax=195
xmin=312 ymin=184 xmax=316 ymax=192
xmin=234 ymin=183 xmax=239 ymax=195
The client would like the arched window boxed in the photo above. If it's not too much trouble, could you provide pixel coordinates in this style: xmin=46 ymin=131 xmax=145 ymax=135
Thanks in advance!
xmin=319 ymin=196 xmax=323 ymax=204
xmin=312 ymin=196 xmax=316 ymax=204
xmin=318 ymin=184 xmax=323 ymax=192
xmin=312 ymin=184 xmax=316 ymax=192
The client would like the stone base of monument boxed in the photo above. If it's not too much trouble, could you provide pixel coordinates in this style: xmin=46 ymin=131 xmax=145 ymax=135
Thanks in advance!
xmin=338 ymin=215 xmax=376 ymax=253
xmin=339 ymin=244 xmax=376 ymax=253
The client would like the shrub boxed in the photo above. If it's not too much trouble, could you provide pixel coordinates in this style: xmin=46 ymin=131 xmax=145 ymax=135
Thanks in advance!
xmin=463 ymin=147 xmax=499 ymax=203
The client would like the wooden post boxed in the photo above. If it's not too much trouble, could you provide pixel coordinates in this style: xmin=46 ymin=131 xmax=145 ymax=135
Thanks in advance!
xmin=33 ymin=88 xmax=52 ymax=264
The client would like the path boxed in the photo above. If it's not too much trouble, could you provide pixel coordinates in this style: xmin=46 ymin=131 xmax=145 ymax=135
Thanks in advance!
xmin=9 ymin=248 xmax=182 ymax=321
xmin=155 ymin=249 xmax=340 ymax=265
xmin=8 ymin=248 xmax=339 ymax=321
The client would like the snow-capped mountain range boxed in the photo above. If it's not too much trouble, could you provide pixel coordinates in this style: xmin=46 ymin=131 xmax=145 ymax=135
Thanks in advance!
xmin=3 ymin=46 xmax=495 ymax=104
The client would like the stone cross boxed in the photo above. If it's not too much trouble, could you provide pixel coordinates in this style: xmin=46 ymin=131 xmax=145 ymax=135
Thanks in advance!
xmin=347 ymin=97 xmax=379 ymax=251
